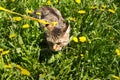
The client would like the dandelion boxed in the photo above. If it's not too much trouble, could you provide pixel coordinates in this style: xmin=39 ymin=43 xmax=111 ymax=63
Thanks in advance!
xmin=101 ymin=5 xmax=106 ymax=9
xmin=2 ymin=50 xmax=9 ymax=55
xmin=47 ymin=0 xmax=51 ymax=5
xmin=13 ymin=17 xmax=22 ymax=21
xmin=78 ymin=10 xmax=86 ymax=14
xmin=100 ymin=5 xmax=106 ymax=11
xmin=115 ymin=49 xmax=120 ymax=56
xmin=9 ymin=34 xmax=16 ymax=39
xmin=108 ymin=9 xmax=115 ymax=13
xmin=4 ymin=64 xmax=12 ymax=69
xmin=16 ymin=65 xmax=30 ymax=76
xmin=68 ymin=17 xmax=76 ymax=21
xmin=79 ymin=36 xmax=87 ymax=43
xmin=80 ymin=54 xmax=84 ymax=57
xmin=21 ymin=69 xmax=30 ymax=76
xmin=26 ymin=9 xmax=32 ymax=14
xmin=75 ymin=0 xmax=81 ymax=4
xmin=91 ymin=6 xmax=98 ymax=10
xmin=73 ymin=37 xmax=78 ymax=43
xmin=0 ymin=48 xmax=3 ymax=52
xmin=16 ymin=65 xmax=23 ymax=70
xmin=22 ymin=24 xmax=30 ymax=28
xmin=112 ymin=75 xmax=119 ymax=79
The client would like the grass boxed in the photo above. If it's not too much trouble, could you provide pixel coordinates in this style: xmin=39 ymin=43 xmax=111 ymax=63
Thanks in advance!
xmin=0 ymin=0 xmax=120 ymax=80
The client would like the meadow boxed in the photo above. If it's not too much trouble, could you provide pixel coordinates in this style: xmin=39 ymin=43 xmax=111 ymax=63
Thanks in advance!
xmin=0 ymin=0 xmax=120 ymax=80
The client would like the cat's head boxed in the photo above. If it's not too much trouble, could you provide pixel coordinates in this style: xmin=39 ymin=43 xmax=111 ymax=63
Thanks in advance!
xmin=45 ymin=22 xmax=70 ymax=51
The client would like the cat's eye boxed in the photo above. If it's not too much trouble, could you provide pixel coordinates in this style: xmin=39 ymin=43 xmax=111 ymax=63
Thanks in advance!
xmin=45 ymin=24 xmax=49 ymax=27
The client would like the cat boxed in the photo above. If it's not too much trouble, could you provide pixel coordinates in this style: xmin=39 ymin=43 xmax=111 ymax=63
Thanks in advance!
xmin=32 ymin=6 xmax=70 ymax=51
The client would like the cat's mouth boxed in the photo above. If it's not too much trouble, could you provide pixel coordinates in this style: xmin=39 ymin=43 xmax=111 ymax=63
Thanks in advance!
xmin=49 ymin=44 xmax=62 ymax=51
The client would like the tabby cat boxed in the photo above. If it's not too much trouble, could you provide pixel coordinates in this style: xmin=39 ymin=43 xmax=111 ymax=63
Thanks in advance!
xmin=32 ymin=6 xmax=70 ymax=51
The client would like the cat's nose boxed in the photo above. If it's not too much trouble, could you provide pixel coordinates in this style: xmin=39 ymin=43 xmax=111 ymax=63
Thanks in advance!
xmin=53 ymin=44 xmax=62 ymax=51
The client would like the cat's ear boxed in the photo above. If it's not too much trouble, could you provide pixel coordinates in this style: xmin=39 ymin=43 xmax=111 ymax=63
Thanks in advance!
xmin=45 ymin=23 xmax=63 ymax=36
xmin=45 ymin=23 xmax=54 ymax=32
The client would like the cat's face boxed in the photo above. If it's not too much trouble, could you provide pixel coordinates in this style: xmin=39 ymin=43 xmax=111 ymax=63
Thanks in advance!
xmin=46 ymin=23 xmax=70 ymax=51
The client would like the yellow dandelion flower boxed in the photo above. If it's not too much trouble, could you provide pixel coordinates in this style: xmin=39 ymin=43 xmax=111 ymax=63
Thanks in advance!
xmin=9 ymin=34 xmax=16 ymax=39
xmin=101 ymin=5 xmax=106 ymax=11
xmin=26 ymin=9 xmax=32 ymax=14
xmin=16 ymin=65 xmax=23 ymax=70
xmin=80 ymin=54 xmax=84 ymax=57
xmin=79 ymin=36 xmax=87 ymax=43
xmin=21 ymin=69 xmax=30 ymax=76
xmin=112 ymin=75 xmax=119 ymax=79
xmin=115 ymin=49 xmax=120 ymax=54
xmin=47 ymin=0 xmax=51 ymax=5
xmin=36 ymin=12 xmax=41 ymax=15
xmin=101 ymin=5 xmax=106 ymax=9
xmin=22 ymin=24 xmax=30 ymax=28
xmin=75 ymin=0 xmax=81 ymax=4
xmin=91 ymin=6 xmax=98 ymax=10
xmin=78 ymin=10 xmax=86 ymax=14
xmin=16 ymin=65 xmax=30 ymax=76
xmin=69 ymin=17 xmax=76 ymax=21
xmin=115 ymin=49 xmax=120 ymax=56
xmin=0 ymin=48 xmax=3 ymax=52
xmin=38 ymin=20 xmax=49 ymax=25
xmin=2 ymin=50 xmax=9 ymax=55
xmin=73 ymin=37 xmax=78 ymax=43
xmin=108 ymin=9 xmax=115 ymax=13
xmin=4 ymin=64 xmax=12 ymax=69
xmin=13 ymin=17 xmax=22 ymax=21
xmin=0 ymin=6 xmax=6 ymax=11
